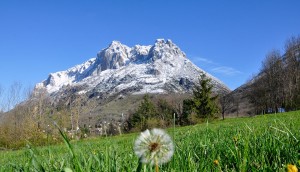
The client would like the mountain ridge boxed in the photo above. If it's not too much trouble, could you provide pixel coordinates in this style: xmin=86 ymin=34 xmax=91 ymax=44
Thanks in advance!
xmin=35 ymin=39 xmax=230 ymax=100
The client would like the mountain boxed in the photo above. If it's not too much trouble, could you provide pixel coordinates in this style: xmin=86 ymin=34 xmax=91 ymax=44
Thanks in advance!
xmin=35 ymin=39 xmax=230 ymax=102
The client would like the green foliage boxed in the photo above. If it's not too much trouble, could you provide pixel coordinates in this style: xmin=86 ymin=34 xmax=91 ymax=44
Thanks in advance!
xmin=181 ymin=99 xmax=193 ymax=125
xmin=129 ymin=95 xmax=179 ymax=130
xmin=192 ymin=73 xmax=219 ymax=119
xmin=156 ymin=99 xmax=175 ymax=126
xmin=129 ymin=94 xmax=157 ymax=130
xmin=128 ymin=73 xmax=221 ymax=130
xmin=137 ymin=94 xmax=157 ymax=118
xmin=1 ymin=111 xmax=299 ymax=171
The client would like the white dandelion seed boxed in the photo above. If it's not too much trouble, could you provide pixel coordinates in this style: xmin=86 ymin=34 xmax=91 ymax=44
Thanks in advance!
xmin=134 ymin=128 xmax=174 ymax=166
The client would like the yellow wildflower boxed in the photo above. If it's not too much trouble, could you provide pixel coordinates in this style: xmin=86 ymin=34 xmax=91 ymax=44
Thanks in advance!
xmin=287 ymin=164 xmax=298 ymax=172
xmin=213 ymin=159 xmax=219 ymax=166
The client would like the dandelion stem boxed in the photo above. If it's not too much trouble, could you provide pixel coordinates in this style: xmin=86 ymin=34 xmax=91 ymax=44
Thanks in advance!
xmin=136 ymin=158 xmax=142 ymax=172
xmin=155 ymin=157 xmax=159 ymax=172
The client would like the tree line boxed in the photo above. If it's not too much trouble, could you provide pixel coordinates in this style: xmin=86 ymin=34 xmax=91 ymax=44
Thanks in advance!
xmin=1 ymin=35 xmax=299 ymax=149
xmin=0 ymin=72 xmax=221 ymax=149
xmin=248 ymin=36 xmax=300 ymax=114
xmin=125 ymin=72 xmax=220 ymax=131
xmin=0 ymin=83 xmax=96 ymax=149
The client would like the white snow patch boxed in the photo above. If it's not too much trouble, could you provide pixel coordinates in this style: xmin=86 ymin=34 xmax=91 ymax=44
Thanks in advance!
xmin=35 ymin=39 xmax=229 ymax=97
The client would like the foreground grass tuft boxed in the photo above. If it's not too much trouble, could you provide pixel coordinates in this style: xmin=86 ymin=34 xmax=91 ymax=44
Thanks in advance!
xmin=0 ymin=111 xmax=299 ymax=171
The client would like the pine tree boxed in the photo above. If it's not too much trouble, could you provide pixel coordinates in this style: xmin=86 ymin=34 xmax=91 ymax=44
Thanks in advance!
xmin=192 ymin=72 xmax=219 ymax=118
xmin=130 ymin=94 xmax=156 ymax=130
xmin=137 ymin=94 xmax=156 ymax=118
xmin=181 ymin=99 xmax=194 ymax=125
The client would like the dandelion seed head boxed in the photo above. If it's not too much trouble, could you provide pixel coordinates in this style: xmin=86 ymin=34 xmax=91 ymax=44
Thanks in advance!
xmin=134 ymin=128 xmax=174 ymax=165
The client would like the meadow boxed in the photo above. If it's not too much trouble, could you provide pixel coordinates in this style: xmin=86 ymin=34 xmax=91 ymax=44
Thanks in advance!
xmin=0 ymin=111 xmax=299 ymax=171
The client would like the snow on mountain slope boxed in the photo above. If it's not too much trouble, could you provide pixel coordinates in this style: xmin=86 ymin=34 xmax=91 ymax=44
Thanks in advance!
xmin=35 ymin=58 xmax=96 ymax=93
xmin=35 ymin=39 xmax=230 ymax=99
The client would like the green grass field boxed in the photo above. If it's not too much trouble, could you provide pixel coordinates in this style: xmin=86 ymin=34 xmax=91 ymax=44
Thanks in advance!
xmin=0 ymin=111 xmax=299 ymax=171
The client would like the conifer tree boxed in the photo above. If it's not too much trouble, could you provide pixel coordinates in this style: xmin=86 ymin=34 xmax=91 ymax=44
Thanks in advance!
xmin=192 ymin=72 xmax=219 ymax=118
xmin=137 ymin=94 xmax=156 ymax=118
xmin=181 ymin=99 xmax=194 ymax=125
xmin=130 ymin=94 xmax=156 ymax=130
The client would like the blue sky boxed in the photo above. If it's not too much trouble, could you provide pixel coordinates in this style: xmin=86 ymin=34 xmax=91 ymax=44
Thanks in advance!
xmin=0 ymin=0 xmax=300 ymax=91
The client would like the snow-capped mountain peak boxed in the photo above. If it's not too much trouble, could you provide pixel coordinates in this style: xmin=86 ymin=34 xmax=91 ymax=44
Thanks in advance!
xmin=35 ymin=39 xmax=229 ymax=99
xmin=95 ymin=40 xmax=131 ymax=71
xmin=150 ymin=38 xmax=186 ymax=61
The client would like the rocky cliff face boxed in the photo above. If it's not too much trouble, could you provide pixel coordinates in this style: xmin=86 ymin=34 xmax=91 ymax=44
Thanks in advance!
xmin=35 ymin=39 xmax=230 ymax=101
xmin=95 ymin=41 xmax=131 ymax=71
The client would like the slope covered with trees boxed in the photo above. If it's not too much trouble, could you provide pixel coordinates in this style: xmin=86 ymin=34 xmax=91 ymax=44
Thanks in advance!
xmin=222 ymin=35 xmax=300 ymax=117
xmin=248 ymin=36 xmax=300 ymax=114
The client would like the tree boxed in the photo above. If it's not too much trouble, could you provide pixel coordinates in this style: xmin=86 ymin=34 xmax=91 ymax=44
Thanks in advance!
xmin=192 ymin=73 xmax=219 ymax=119
xmin=0 ymin=84 xmax=4 ymax=113
xmin=219 ymin=92 xmax=233 ymax=120
xmin=137 ymin=94 xmax=157 ymax=118
xmin=130 ymin=94 xmax=157 ymax=130
xmin=170 ymin=95 xmax=184 ymax=125
xmin=284 ymin=36 xmax=300 ymax=110
xmin=0 ymin=82 xmax=50 ymax=148
xmin=31 ymin=87 xmax=48 ymax=129
xmin=181 ymin=99 xmax=194 ymax=124
xmin=156 ymin=98 xmax=175 ymax=126
xmin=248 ymin=35 xmax=300 ymax=114
xmin=249 ymin=36 xmax=300 ymax=113
xmin=261 ymin=50 xmax=284 ymax=113
xmin=6 ymin=82 xmax=23 ymax=111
